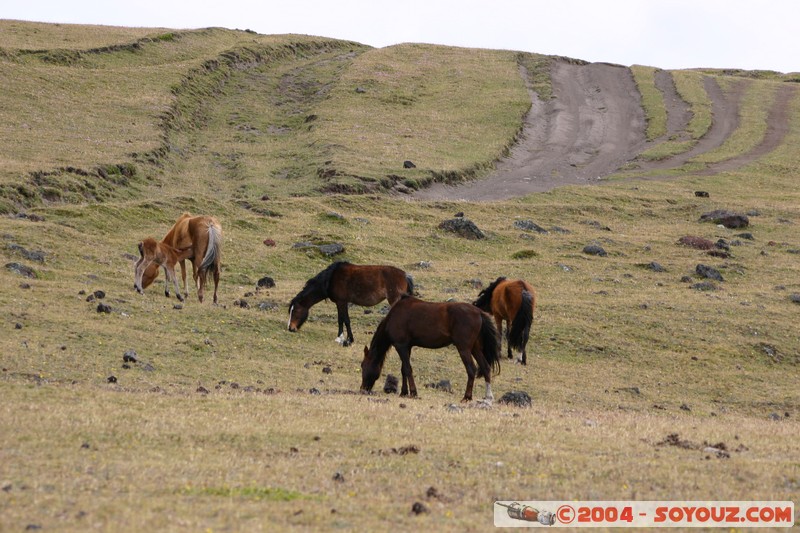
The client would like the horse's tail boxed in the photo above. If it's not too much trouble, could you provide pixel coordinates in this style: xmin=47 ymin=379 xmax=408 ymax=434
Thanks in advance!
xmin=508 ymin=290 xmax=533 ymax=352
xmin=199 ymin=220 xmax=222 ymax=274
xmin=405 ymin=273 xmax=415 ymax=296
xmin=479 ymin=311 xmax=502 ymax=376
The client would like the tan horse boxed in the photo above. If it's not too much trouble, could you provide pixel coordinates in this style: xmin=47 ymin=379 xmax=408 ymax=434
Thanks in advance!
xmin=134 ymin=214 xmax=222 ymax=303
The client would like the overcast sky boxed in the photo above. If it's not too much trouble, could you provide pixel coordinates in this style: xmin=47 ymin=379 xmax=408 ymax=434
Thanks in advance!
xmin=4 ymin=1 xmax=798 ymax=72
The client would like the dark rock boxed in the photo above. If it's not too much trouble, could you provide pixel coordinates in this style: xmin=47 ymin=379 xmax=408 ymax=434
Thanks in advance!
xmin=498 ymin=391 xmax=532 ymax=407
xmin=696 ymin=264 xmax=724 ymax=281
xmin=123 ymin=350 xmax=138 ymax=363
xmin=454 ymin=211 xmax=464 ymax=218
xmin=263 ymin=239 xmax=276 ymax=247
xmin=680 ymin=403 xmax=691 ymax=411
xmin=691 ymin=281 xmax=718 ymax=291
xmin=5 ymin=262 xmax=36 ymax=278
xmin=646 ymin=262 xmax=666 ymax=272
xmin=355 ymin=87 xmax=366 ymax=93
xmin=514 ymin=220 xmax=549 ymax=234
xmin=173 ymin=304 xmax=183 ymax=310
xmin=678 ymin=236 xmax=714 ymax=250
xmin=93 ymin=290 xmax=106 ymax=299
xmin=234 ymin=299 xmax=249 ymax=308
xmin=96 ymin=303 xmax=112 ymax=313
xmin=426 ymin=380 xmax=452 ymax=393
xmin=403 ymin=160 xmax=416 ymax=169
xmin=7 ymin=244 xmax=45 ymax=263
xmin=680 ymin=275 xmax=693 ymax=283
xmin=86 ymin=294 xmax=96 ymax=302
xmin=695 ymin=191 xmax=710 ymax=198
xmin=700 ymin=210 xmax=749 ymax=229
xmin=715 ymin=239 xmax=730 ymax=251
xmin=411 ymin=502 xmax=429 ymax=515
xmin=15 ymin=323 xmax=23 ymax=330
xmin=707 ymin=250 xmax=730 ymax=259
xmin=19 ymin=283 xmax=30 ymax=289
xmin=318 ymin=243 xmax=345 ymax=256
xmin=257 ymin=276 xmax=276 ymax=289
xmin=309 ymin=388 xmax=321 ymax=395
xmin=383 ymin=374 xmax=398 ymax=394
xmin=438 ymin=218 xmax=485 ymax=240
xmin=197 ymin=386 xmax=209 ymax=394
xmin=790 ymin=294 xmax=800 ymax=304
xmin=583 ymin=244 xmax=607 ymax=257
xmin=322 ymin=366 xmax=332 ymax=374
xmin=107 ymin=375 xmax=117 ymax=383
xmin=332 ymin=471 xmax=345 ymax=482
xmin=735 ymin=232 xmax=755 ymax=240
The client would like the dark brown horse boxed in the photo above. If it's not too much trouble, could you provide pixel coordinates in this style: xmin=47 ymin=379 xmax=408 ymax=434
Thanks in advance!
xmin=361 ymin=295 xmax=501 ymax=403
xmin=288 ymin=261 xmax=413 ymax=347
xmin=134 ymin=214 xmax=222 ymax=303
xmin=473 ymin=276 xmax=536 ymax=365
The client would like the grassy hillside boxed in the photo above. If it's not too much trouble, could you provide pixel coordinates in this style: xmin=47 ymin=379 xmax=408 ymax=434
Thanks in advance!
xmin=1 ymin=21 xmax=798 ymax=531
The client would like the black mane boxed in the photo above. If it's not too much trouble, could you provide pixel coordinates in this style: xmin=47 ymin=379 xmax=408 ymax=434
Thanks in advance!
xmin=472 ymin=276 xmax=506 ymax=311
xmin=290 ymin=261 xmax=349 ymax=307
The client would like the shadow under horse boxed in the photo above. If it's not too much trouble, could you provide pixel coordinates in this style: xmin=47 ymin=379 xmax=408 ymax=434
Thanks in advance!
xmin=288 ymin=261 xmax=414 ymax=347
xmin=134 ymin=213 xmax=222 ymax=303
xmin=473 ymin=276 xmax=536 ymax=364
xmin=361 ymin=295 xmax=501 ymax=403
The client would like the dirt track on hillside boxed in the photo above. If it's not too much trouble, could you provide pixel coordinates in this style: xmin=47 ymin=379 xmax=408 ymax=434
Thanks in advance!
xmin=414 ymin=60 xmax=796 ymax=201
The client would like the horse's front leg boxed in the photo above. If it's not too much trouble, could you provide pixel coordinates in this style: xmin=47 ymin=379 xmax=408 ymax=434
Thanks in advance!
xmin=179 ymin=259 xmax=189 ymax=299
xmin=397 ymin=346 xmax=417 ymax=397
xmin=165 ymin=264 xmax=184 ymax=302
xmin=163 ymin=266 xmax=171 ymax=298
xmin=335 ymin=302 xmax=352 ymax=346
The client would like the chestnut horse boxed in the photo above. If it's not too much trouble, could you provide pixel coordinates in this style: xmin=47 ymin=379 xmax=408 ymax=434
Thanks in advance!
xmin=288 ymin=261 xmax=414 ymax=347
xmin=134 ymin=214 xmax=222 ymax=303
xmin=361 ymin=295 xmax=501 ymax=402
xmin=473 ymin=276 xmax=536 ymax=365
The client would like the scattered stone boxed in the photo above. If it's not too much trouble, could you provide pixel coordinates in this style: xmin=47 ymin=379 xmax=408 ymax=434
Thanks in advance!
xmin=700 ymin=210 xmax=749 ymax=229
xmin=5 ymin=262 xmax=36 ymax=278
xmin=6 ymin=244 xmax=45 ymax=263
xmin=234 ymin=299 xmax=250 ymax=309
xmin=645 ymin=262 xmax=666 ymax=272
xmin=465 ymin=278 xmax=483 ymax=289
xmin=614 ymin=387 xmax=641 ymax=395
xmin=696 ymin=264 xmax=724 ymax=281
xmin=446 ymin=404 xmax=463 ymax=413
xmin=322 ymin=366 xmax=332 ymax=374
xmin=20 ymin=283 xmax=31 ymax=289
xmin=694 ymin=191 xmax=710 ymax=198
xmin=768 ymin=413 xmax=782 ymax=421
xmin=257 ymin=276 xmax=276 ymax=289
xmin=93 ymin=290 xmax=106 ymax=299
xmin=413 ymin=261 xmax=432 ymax=270
xmin=454 ymin=211 xmax=464 ymax=218
xmin=309 ymin=388 xmax=321 ymax=395
xmin=498 ymin=391 xmax=532 ymax=407
xmin=107 ymin=375 xmax=117 ymax=383
xmin=426 ymin=379 xmax=452 ymax=393
xmin=96 ymin=303 xmax=112 ymax=313
xmin=197 ymin=386 xmax=209 ymax=394
xmin=383 ymin=374 xmax=399 ymax=394
xmin=15 ymin=323 xmax=23 ymax=330
xmin=355 ymin=87 xmax=366 ymax=94
xmin=426 ymin=486 xmax=440 ymax=500
xmin=678 ymin=236 xmax=714 ymax=250
xmin=583 ymin=244 xmax=607 ymax=257
xmin=332 ymin=471 xmax=345 ymax=483
xmin=318 ymin=243 xmax=345 ymax=257
xmin=790 ymin=294 xmax=800 ymax=304
xmin=438 ymin=218 xmax=485 ymax=240
xmin=123 ymin=350 xmax=138 ymax=363
xmin=514 ymin=220 xmax=549 ymax=234
xmin=691 ymin=281 xmax=718 ymax=291
xmin=403 ymin=160 xmax=416 ymax=169
xmin=173 ymin=304 xmax=183 ymax=310
xmin=263 ymin=239 xmax=276 ymax=247
xmin=680 ymin=403 xmax=692 ymax=411
xmin=735 ymin=232 xmax=754 ymax=240
xmin=411 ymin=502 xmax=429 ymax=515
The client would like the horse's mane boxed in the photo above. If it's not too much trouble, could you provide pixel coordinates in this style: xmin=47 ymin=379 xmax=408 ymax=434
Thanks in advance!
xmin=473 ymin=276 xmax=507 ymax=311
xmin=367 ymin=313 xmax=394 ymax=366
xmin=290 ymin=261 xmax=349 ymax=306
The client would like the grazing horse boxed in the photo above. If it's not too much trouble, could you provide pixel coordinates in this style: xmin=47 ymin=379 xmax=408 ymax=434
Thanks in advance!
xmin=288 ymin=262 xmax=414 ymax=347
xmin=473 ymin=276 xmax=536 ymax=365
xmin=361 ymin=295 xmax=501 ymax=403
xmin=134 ymin=214 xmax=222 ymax=303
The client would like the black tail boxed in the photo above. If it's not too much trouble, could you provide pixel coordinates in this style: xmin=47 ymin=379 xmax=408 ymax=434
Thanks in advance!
xmin=508 ymin=290 xmax=533 ymax=352
xmin=405 ymin=274 xmax=415 ymax=296
xmin=479 ymin=312 xmax=501 ymax=376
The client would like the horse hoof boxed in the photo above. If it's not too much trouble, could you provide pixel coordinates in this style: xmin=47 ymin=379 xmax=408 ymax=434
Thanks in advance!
xmin=341 ymin=340 xmax=352 ymax=347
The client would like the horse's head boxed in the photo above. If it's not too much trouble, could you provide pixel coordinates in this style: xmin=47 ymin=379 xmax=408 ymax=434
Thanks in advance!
xmin=133 ymin=238 xmax=159 ymax=294
xmin=287 ymin=299 xmax=309 ymax=332
xmin=360 ymin=345 xmax=383 ymax=392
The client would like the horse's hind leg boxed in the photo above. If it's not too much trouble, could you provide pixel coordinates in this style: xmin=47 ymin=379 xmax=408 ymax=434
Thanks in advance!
xmin=471 ymin=346 xmax=494 ymax=403
xmin=457 ymin=346 xmax=477 ymax=402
